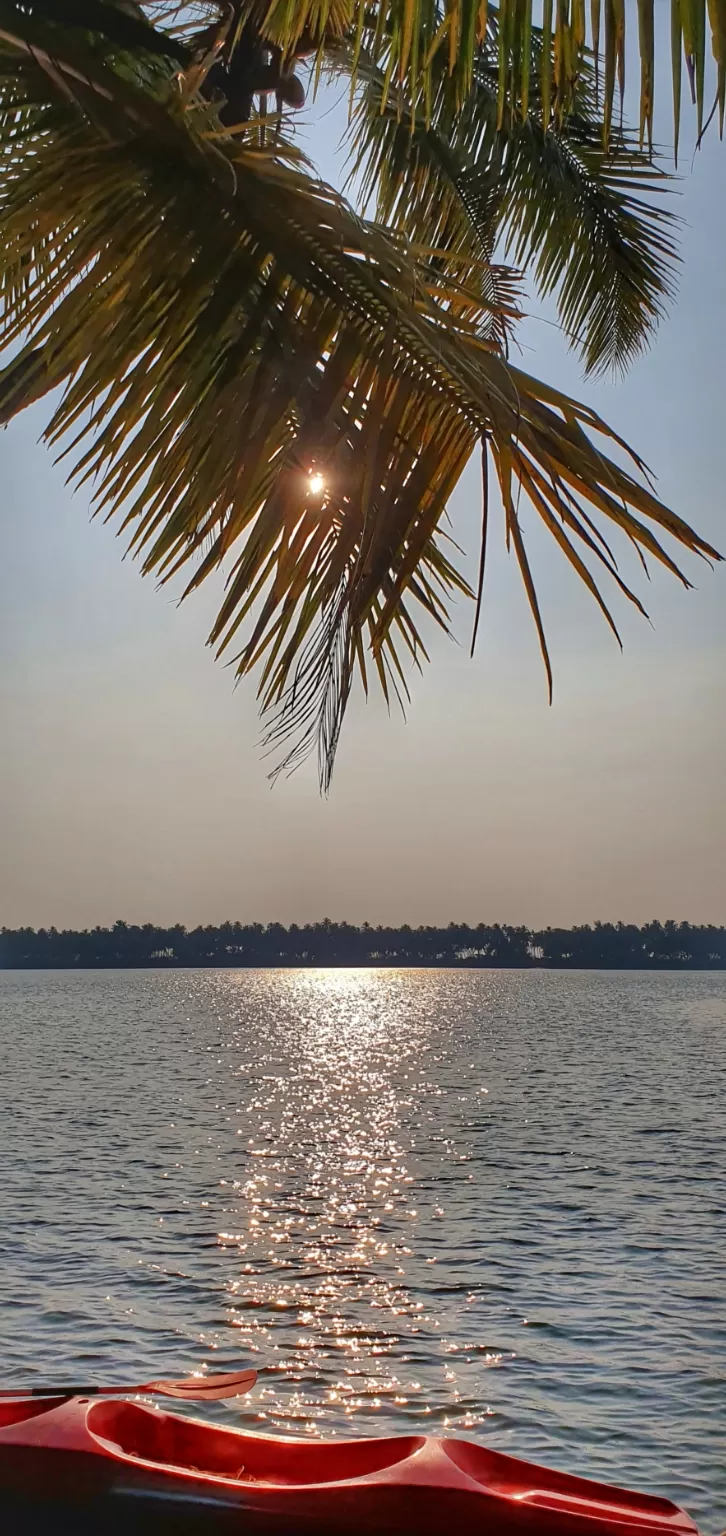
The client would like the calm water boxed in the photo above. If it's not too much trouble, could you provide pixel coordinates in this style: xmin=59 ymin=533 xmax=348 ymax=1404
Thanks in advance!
xmin=0 ymin=969 xmax=724 ymax=1529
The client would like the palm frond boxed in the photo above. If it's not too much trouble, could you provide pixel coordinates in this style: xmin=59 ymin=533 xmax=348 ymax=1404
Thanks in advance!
xmin=61 ymin=2 xmax=726 ymax=154
xmin=3 ymin=0 xmax=189 ymax=60
xmin=225 ymin=0 xmax=726 ymax=153
xmin=347 ymin=37 xmax=679 ymax=376
xmin=0 ymin=5 xmax=719 ymax=789
xmin=495 ymin=118 xmax=678 ymax=375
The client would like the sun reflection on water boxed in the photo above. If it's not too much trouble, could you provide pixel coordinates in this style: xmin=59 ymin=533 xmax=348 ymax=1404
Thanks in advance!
xmin=212 ymin=969 xmax=483 ymax=1431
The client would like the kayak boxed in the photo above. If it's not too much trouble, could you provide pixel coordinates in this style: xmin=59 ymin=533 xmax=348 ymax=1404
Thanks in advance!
xmin=0 ymin=1393 xmax=699 ymax=1536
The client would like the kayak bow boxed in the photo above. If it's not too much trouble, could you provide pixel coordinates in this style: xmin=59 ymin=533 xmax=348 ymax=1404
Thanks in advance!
xmin=0 ymin=1394 xmax=700 ymax=1536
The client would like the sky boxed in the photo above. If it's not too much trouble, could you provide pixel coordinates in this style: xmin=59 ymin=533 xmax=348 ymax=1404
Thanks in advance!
xmin=1 ymin=24 xmax=725 ymax=932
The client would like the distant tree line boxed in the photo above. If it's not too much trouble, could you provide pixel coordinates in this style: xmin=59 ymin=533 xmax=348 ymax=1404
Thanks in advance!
xmin=1 ymin=920 xmax=724 ymax=970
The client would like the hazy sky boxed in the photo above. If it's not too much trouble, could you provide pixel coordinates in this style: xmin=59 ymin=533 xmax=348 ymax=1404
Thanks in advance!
xmin=2 ymin=35 xmax=724 ymax=931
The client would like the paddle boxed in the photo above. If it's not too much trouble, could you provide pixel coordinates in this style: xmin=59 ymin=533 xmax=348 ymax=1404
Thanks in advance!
xmin=0 ymin=1369 xmax=257 ymax=1402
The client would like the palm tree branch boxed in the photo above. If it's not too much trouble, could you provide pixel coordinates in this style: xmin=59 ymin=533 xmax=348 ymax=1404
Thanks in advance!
xmin=0 ymin=9 xmax=719 ymax=791
xmin=346 ymin=36 xmax=679 ymax=375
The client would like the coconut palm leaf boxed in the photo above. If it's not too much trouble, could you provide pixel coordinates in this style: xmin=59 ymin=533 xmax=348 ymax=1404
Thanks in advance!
xmin=0 ymin=3 xmax=719 ymax=788
xmin=66 ymin=2 xmax=726 ymax=158
xmin=213 ymin=0 xmax=726 ymax=154
xmin=347 ymin=35 xmax=678 ymax=376
xmin=491 ymin=118 xmax=678 ymax=375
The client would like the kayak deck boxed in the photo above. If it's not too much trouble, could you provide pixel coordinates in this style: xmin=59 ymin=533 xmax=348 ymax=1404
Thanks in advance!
xmin=89 ymin=1396 xmax=425 ymax=1481
xmin=0 ymin=1395 xmax=700 ymax=1536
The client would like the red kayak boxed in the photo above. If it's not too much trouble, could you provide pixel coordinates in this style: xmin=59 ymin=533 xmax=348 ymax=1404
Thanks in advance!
xmin=0 ymin=1394 xmax=699 ymax=1536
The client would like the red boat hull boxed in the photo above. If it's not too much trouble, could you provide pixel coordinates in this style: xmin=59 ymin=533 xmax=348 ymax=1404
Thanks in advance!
xmin=0 ymin=1396 xmax=700 ymax=1536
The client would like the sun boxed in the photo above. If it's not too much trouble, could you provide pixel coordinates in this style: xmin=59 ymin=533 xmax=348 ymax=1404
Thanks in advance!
xmin=308 ymin=472 xmax=325 ymax=496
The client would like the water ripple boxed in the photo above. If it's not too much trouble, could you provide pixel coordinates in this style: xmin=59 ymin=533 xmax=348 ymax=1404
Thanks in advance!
xmin=0 ymin=968 xmax=724 ymax=1530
